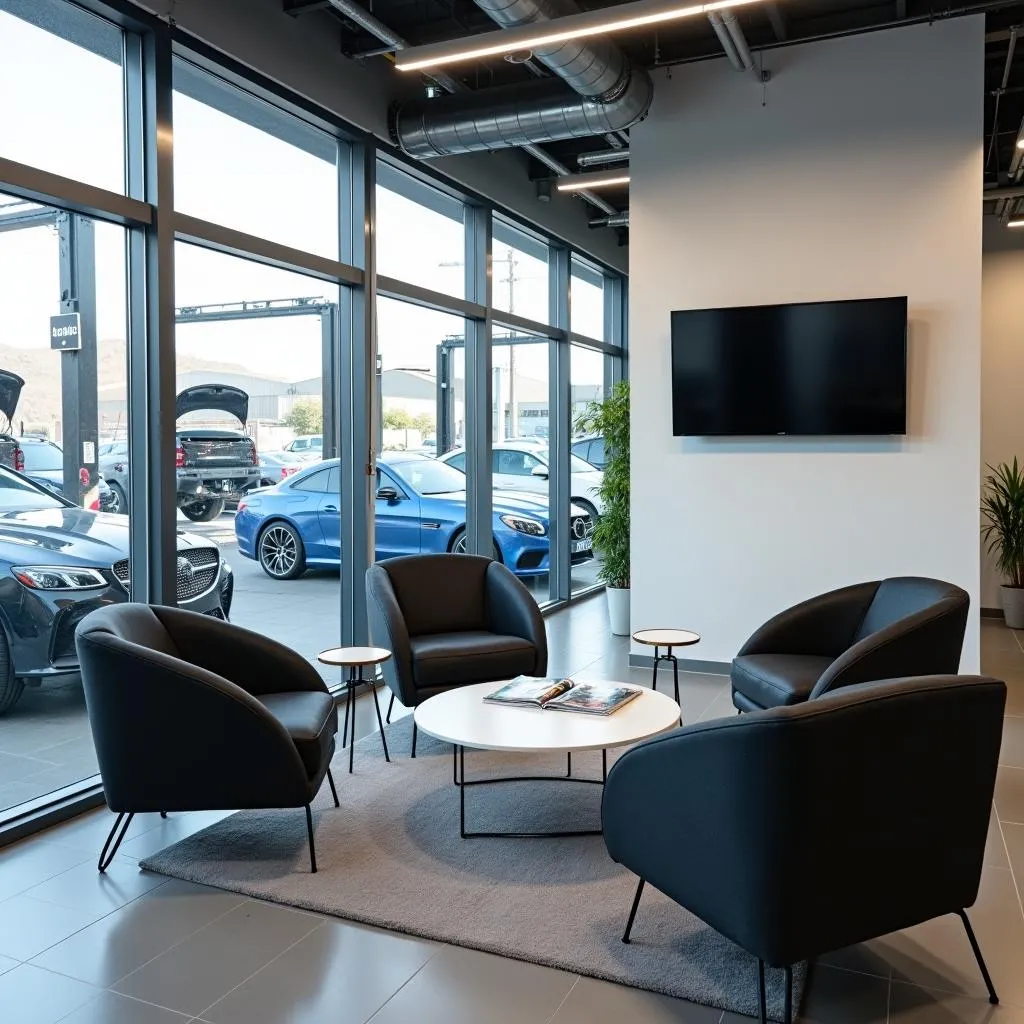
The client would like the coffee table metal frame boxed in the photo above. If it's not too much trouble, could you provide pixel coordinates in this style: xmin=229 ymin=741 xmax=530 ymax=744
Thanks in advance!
xmin=317 ymin=646 xmax=392 ymax=774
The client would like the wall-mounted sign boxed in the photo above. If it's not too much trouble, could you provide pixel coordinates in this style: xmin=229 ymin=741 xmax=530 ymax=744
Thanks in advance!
xmin=49 ymin=313 xmax=81 ymax=351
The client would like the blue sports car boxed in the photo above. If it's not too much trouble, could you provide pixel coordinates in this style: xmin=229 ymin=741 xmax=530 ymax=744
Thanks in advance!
xmin=234 ymin=453 xmax=595 ymax=580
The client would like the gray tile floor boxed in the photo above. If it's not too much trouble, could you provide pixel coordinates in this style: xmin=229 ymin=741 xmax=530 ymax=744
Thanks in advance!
xmin=0 ymin=604 xmax=1023 ymax=1023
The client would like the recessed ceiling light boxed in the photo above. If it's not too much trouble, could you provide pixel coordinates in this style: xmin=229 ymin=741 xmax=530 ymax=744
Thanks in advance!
xmin=556 ymin=170 xmax=631 ymax=192
xmin=395 ymin=0 xmax=764 ymax=74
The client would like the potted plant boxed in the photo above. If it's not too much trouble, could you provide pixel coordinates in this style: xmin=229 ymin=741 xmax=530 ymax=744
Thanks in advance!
xmin=575 ymin=380 xmax=630 ymax=634
xmin=981 ymin=457 xmax=1024 ymax=629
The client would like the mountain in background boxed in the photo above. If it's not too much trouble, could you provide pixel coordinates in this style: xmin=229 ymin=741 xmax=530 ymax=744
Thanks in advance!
xmin=0 ymin=339 xmax=267 ymax=433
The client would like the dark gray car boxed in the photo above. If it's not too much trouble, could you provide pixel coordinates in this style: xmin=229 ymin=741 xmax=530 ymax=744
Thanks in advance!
xmin=100 ymin=384 xmax=261 ymax=522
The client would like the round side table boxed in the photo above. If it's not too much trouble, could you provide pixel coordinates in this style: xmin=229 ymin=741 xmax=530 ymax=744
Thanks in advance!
xmin=631 ymin=629 xmax=701 ymax=711
xmin=318 ymin=646 xmax=392 ymax=774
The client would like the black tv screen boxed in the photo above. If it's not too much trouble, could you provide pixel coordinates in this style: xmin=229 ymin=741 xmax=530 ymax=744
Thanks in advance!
xmin=670 ymin=297 xmax=908 ymax=436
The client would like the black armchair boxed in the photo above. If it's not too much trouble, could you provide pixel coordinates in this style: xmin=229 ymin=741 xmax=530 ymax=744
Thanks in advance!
xmin=75 ymin=604 xmax=339 ymax=873
xmin=602 ymin=675 xmax=1006 ymax=1024
xmin=731 ymin=577 xmax=969 ymax=712
xmin=366 ymin=553 xmax=547 ymax=755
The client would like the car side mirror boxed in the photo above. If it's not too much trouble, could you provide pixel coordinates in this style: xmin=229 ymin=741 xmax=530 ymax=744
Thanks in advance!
xmin=376 ymin=486 xmax=400 ymax=504
xmin=530 ymin=466 xmax=549 ymax=479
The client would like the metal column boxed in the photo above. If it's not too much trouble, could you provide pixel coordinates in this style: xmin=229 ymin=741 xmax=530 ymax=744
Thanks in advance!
xmin=339 ymin=141 xmax=375 ymax=646
xmin=125 ymin=26 xmax=177 ymax=605
xmin=463 ymin=204 xmax=492 ymax=557
xmin=548 ymin=246 xmax=571 ymax=602
xmin=56 ymin=213 xmax=99 ymax=509
xmin=320 ymin=304 xmax=339 ymax=460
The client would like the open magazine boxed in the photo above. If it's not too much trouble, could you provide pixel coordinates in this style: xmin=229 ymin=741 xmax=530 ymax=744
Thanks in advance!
xmin=483 ymin=676 xmax=642 ymax=716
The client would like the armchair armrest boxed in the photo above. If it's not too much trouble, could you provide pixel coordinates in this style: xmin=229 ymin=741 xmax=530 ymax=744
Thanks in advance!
xmin=811 ymin=597 xmax=969 ymax=697
xmin=485 ymin=562 xmax=548 ymax=675
xmin=76 ymin=631 xmax=312 ymax=812
xmin=366 ymin=564 xmax=416 ymax=705
xmin=737 ymin=582 xmax=879 ymax=658
xmin=151 ymin=606 xmax=328 ymax=697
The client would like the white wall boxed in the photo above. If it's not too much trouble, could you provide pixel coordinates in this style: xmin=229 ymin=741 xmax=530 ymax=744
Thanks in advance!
xmin=630 ymin=20 xmax=983 ymax=670
xmin=132 ymin=0 xmax=626 ymax=272
xmin=981 ymin=221 xmax=1024 ymax=608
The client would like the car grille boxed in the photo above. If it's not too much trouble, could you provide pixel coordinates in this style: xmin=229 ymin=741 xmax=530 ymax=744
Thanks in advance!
xmin=111 ymin=547 xmax=220 ymax=603
xmin=571 ymin=514 xmax=595 ymax=540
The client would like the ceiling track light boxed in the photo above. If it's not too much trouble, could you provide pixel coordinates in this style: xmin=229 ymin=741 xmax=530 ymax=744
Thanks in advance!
xmin=395 ymin=0 xmax=765 ymax=73
xmin=555 ymin=170 xmax=631 ymax=192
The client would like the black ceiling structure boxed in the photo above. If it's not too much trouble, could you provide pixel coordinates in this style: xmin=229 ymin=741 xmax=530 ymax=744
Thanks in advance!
xmin=285 ymin=0 xmax=1024 ymax=233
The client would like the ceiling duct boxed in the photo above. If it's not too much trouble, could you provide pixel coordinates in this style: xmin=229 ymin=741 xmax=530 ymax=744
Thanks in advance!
xmin=391 ymin=0 xmax=653 ymax=158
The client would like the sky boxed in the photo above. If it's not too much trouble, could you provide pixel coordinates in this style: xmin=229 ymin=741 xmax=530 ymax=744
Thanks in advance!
xmin=0 ymin=9 xmax=606 ymax=400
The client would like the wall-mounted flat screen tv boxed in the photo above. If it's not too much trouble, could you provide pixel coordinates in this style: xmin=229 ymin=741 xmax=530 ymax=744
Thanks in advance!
xmin=670 ymin=296 xmax=908 ymax=436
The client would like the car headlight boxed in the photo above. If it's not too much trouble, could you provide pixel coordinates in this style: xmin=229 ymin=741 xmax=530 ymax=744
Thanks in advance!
xmin=499 ymin=515 xmax=546 ymax=537
xmin=12 ymin=566 xmax=107 ymax=590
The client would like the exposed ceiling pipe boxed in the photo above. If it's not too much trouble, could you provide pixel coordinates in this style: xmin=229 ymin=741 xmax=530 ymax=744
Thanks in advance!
xmin=323 ymin=0 xmax=617 ymax=218
xmin=589 ymin=211 xmax=629 ymax=228
xmin=984 ymin=183 xmax=1024 ymax=201
xmin=391 ymin=0 xmax=653 ymax=158
xmin=707 ymin=12 xmax=744 ymax=70
xmin=577 ymin=148 xmax=630 ymax=167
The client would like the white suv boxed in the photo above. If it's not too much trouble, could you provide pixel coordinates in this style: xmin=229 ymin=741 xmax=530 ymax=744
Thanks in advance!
xmin=284 ymin=435 xmax=323 ymax=461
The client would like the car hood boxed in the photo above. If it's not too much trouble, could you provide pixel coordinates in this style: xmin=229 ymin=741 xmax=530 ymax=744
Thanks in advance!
xmin=0 ymin=371 xmax=24 ymax=423
xmin=176 ymin=384 xmax=248 ymax=424
xmin=0 ymin=508 xmax=216 ymax=567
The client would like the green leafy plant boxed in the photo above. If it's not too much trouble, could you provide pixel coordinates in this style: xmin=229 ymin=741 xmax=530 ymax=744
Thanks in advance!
xmin=981 ymin=457 xmax=1024 ymax=590
xmin=574 ymin=380 xmax=629 ymax=589
xmin=285 ymin=399 xmax=322 ymax=435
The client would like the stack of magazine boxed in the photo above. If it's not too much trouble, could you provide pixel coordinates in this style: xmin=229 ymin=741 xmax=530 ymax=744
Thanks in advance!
xmin=483 ymin=676 xmax=641 ymax=716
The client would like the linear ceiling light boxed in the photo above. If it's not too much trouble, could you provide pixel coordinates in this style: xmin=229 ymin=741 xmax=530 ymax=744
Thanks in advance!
xmin=395 ymin=0 xmax=765 ymax=73
xmin=1009 ymin=217 xmax=1024 ymax=228
xmin=556 ymin=169 xmax=631 ymax=192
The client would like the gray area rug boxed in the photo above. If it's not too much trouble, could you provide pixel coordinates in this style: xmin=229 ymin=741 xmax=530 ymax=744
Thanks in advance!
xmin=141 ymin=715 xmax=806 ymax=1020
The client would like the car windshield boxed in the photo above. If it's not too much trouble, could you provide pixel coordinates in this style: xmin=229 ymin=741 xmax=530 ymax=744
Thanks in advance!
xmin=0 ymin=467 xmax=64 ymax=511
xmin=392 ymin=459 xmax=467 ymax=495
xmin=21 ymin=443 xmax=63 ymax=471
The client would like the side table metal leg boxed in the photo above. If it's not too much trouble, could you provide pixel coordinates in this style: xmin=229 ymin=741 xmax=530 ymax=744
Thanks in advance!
xmin=602 ymin=748 xmax=607 ymax=782
xmin=566 ymin=751 xmax=572 ymax=777
xmin=347 ymin=672 xmax=356 ymax=774
xmin=386 ymin=693 xmax=395 ymax=724
xmin=670 ymin=647 xmax=680 ymax=708
xmin=651 ymin=646 xmax=660 ymax=692
xmin=459 ymin=745 xmax=466 ymax=838
xmin=370 ymin=673 xmax=391 ymax=763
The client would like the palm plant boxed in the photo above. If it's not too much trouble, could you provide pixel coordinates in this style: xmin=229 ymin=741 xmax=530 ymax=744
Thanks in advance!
xmin=981 ymin=457 xmax=1024 ymax=590
xmin=574 ymin=380 xmax=629 ymax=589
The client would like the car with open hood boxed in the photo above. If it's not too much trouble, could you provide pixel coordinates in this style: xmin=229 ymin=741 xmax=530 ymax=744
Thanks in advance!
xmin=0 ymin=371 xmax=25 ymax=473
xmin=0 ymin=465 xmax=233 ymax=714
xmin=101 ymin=384 xmax=261 ymax=521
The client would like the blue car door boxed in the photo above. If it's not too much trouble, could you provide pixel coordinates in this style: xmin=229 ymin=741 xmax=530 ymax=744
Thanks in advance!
xmin=374 ymin=466 xmax=421 ymax=560
xmin=314 ymin=466 xmax=341 ymax=562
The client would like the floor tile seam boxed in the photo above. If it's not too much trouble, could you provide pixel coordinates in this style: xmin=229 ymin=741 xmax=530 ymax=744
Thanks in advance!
xmin=886 ymin=975 xmax=1024 ymax=1010
xmin=22 ymin=873 xmax=171 ymax=917
xmin=995 ymin=813 xmax=1024 ymax=921
xmin=361 ymin=943 xmax=453 ymax=1024
xmin=1015 ymin=630 xmax=1024 ymax=656
xmin=194 ymin=917 xmax=326 ymax=1020
xmin=83 ymin=887 xmax=252 ymax=991
xmin=52 ymin=987 xmax=193 ymax=1023
xmin=541 ymin=974 xmax=581 ymax=1024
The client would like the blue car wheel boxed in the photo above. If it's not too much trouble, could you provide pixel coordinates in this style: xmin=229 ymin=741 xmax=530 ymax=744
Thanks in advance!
xmin=257 ymin=521 xmax=306 ymax=580
xmin=449 ymin=528 xmax=501 ymax=562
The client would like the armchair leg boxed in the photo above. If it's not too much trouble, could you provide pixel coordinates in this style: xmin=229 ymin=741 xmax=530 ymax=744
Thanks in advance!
xmin=411 ymin=721 xmax=418 ymax=758
xmin=98 ymin=811 xmax=134 ymax=873
xmin=326 ymin=768 xmax=340 ymax=808
xmin=305 ymin=805 xmax=317 ymax=874
xmin=784 ymin=964 xmax=793 ymax=1024
xmin=757 ymin=959 xmax=767 ymax=1024
xmin=958 ymin=909 xmax=998 ymax=1004
xmin=159 ymin=811 xmax=167 ymax=819
xmin=386 ymin=693 xmax=395 ymax=724
xmin=621 ymin=877 xmax=646 ymax=944
xmin=371 ymin=682 xmax=391 ymax=763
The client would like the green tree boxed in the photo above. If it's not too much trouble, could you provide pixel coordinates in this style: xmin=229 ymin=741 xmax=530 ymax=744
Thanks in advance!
xmin=412 ymin=412 xmax=435 ymax=434
xmin=285 ymin=399 xmax=323 ymax=435
xmin=383 ymin=408 xmax=413 ymax=430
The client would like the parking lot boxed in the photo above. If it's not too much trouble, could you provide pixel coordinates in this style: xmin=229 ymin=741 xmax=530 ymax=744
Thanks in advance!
xmin=0 ymin=510 xmax=601 ymax=815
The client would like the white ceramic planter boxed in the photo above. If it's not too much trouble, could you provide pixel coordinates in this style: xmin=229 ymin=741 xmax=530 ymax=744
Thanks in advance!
xmin=1002 ymin=585 xmax=1024 ymax=630
xmin=606 ymin=586 xmax=630 ymax=636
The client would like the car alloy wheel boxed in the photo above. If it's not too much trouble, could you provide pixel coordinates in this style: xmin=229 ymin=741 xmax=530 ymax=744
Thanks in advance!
xmin=258 ymin=522 xmax=305 ymax=580
xmin=109 ymin=482 xmax=128 ymax=515
xmin=451 ymin=529 xmax=501 ymax=561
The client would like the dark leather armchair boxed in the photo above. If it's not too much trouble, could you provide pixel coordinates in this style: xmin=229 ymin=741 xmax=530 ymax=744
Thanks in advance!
xmin=75 ymin=604 xmax=339 ymax=874
xmin=731 ymin=577 xmax=969 ymax=712
xmin=366 ymin=553 xmax=547 ymax=755
xmin=603 ymin=675 xmax=1006 ymax=1024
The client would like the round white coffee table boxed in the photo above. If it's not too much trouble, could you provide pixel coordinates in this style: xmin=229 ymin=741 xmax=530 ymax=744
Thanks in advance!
xmin=414 ymin=682 xmax=680 ymax=838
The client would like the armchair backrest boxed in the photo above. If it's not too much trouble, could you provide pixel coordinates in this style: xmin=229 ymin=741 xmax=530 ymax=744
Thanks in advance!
xmin=372 ymin=553 xmax=491 ymax=636
xmin=603 ymin=675 xmax=1005 ymax=967
xmin=854 ymin=577 xmax=969 ymax=642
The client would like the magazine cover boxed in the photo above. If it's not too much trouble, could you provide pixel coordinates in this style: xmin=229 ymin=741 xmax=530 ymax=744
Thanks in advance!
xmin=484 ymin=676 xmax=574 ymax=706
xmin=546 ymin=683 xmax=641 ymax=715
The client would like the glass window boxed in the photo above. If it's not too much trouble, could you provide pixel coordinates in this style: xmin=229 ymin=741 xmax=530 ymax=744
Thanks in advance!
xmin=376 ymin=164 xmax=465 ymax=298
xmin=0 ymin=0 xmax=125 ymax=192
xmin=496 ymin=449 xmax=543 ymax=476
xmin=174 ymin=243 xmax=344 ymax=665
xmin=492 ymin=219 xmax=549 ymax=324
xmin=570 ymin=344 xmax=607 ymax=595
xmin=173 ymin=60 xmax=339 ymax=258
xmin=446 ymin=452 xmax=467 ymax=473
xmin=0 ymin=194 xmax=129 ymax=816
xmin=571 ymin=257 xmax=605 ymax=341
